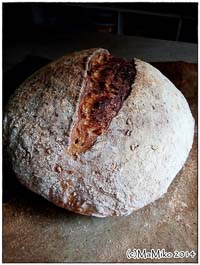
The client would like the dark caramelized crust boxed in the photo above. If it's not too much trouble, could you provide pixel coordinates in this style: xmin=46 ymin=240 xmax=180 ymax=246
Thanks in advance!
xmin=68 ymin=53 xmax=136 ymax=156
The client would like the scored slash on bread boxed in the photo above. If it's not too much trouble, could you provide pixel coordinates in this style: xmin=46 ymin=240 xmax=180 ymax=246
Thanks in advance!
xmin=67 ymin=52 xmax=136 ymax=157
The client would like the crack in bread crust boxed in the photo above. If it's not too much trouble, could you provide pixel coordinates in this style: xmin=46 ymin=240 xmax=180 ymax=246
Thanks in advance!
xmin=68 ymin=53 xmax=136 ymax=156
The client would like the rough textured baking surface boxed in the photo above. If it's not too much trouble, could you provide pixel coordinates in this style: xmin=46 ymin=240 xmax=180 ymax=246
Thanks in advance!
xmin=3 ymin=48 xmax=194 ymax=217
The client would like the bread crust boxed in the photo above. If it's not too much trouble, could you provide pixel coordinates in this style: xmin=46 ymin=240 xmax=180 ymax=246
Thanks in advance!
xmin=68 ymin=53 xmax=136 ymax=156
xmin=3 ymin=49 xmax=194 ymax=217
xmin=150 ymin=61 xmax=197 ymax=99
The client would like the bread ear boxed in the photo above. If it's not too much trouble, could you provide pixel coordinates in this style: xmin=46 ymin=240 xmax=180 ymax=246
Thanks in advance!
xmin=67 ymin=53 xmax=136 ymax=157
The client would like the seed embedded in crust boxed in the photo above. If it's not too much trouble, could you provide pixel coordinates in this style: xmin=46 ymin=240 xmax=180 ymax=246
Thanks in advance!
xmin=130 ymin=144 xmax=139 ymax=151
xmin=126 ymin=118 xmax=132 ymax=125
xmin=125 ymin=129 xmax=132 ymax=136
xmin=151 ymin=145 xmax=158 ymax=150
xmin=46 ymin=148 xmax=52 ymax=154
xmin=55 ymin=165 xmax=62 ymax=173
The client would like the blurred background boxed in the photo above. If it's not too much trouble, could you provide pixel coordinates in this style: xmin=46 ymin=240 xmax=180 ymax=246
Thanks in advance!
xmin=3 ymin=3 xmax=198 ymax=44
xmin=3 ymin=2 xmax=198 ymax=106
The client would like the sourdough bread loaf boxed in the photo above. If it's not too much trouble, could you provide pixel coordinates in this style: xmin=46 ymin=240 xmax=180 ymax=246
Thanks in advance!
xmin=3 ymin=48 xmax=194 ymax=217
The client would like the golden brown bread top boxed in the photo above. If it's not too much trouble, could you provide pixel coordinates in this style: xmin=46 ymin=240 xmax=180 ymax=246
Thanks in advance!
xmin=67 ymin=53 xmax=136 ymax=157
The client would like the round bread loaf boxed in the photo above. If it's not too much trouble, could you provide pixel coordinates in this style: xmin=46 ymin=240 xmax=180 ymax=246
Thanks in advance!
xmin=3 ymin=48 xmax=194 ymax=217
